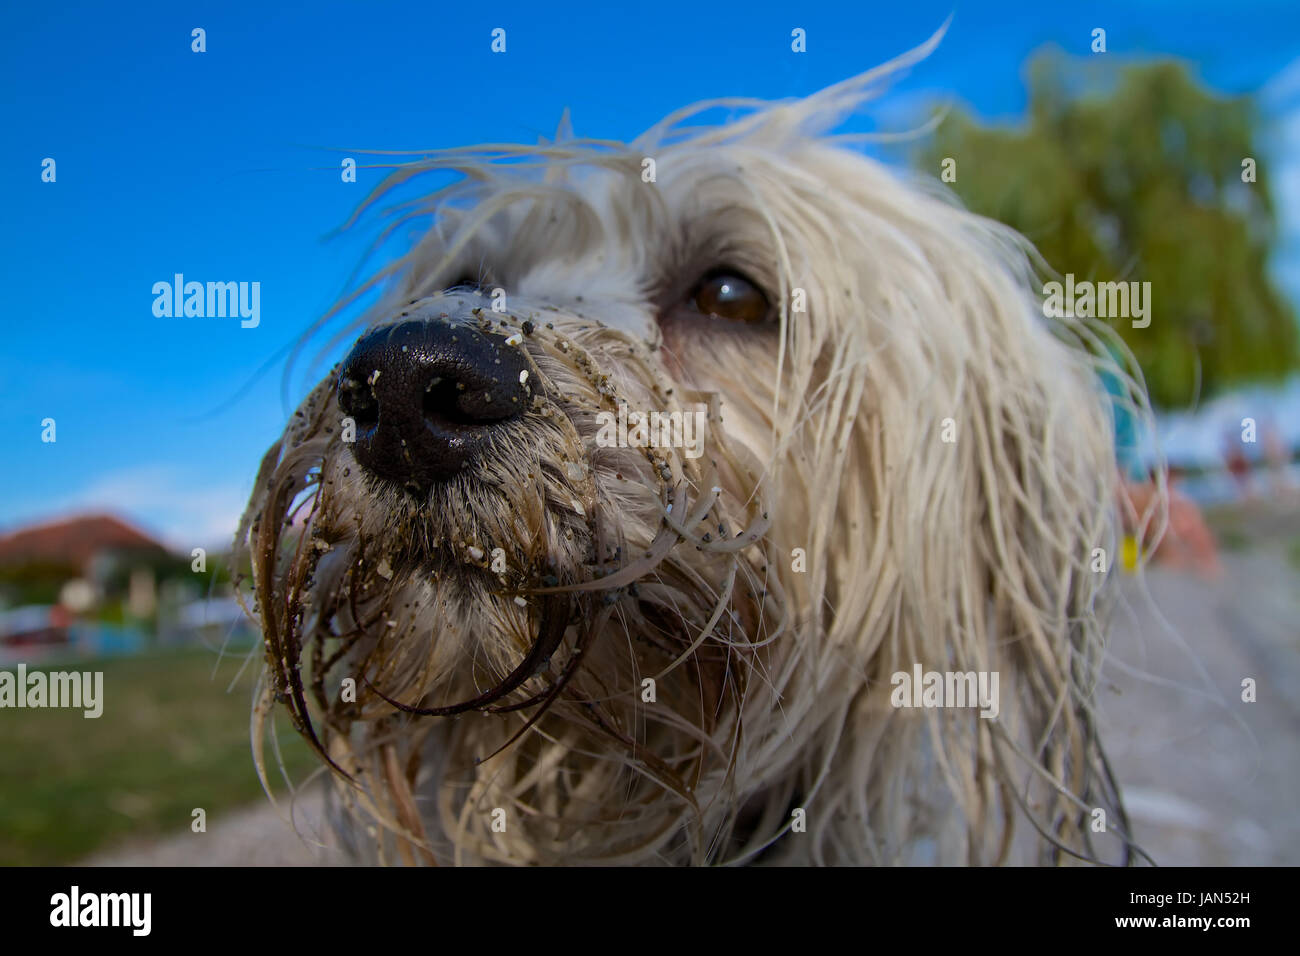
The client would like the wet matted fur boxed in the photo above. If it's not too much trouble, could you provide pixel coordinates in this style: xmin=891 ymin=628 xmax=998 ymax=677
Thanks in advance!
xmin=236 ymin=30 xmax=1160 ymax=865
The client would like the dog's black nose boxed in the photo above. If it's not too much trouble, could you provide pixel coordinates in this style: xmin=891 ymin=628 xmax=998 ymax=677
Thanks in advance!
xmin=337 ymin=319 xmax=530 ymax=487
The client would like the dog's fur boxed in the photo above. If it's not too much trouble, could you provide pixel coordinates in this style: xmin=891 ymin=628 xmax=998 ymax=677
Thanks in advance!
xmin=237 ymin=33 xmax=1158 ymax=865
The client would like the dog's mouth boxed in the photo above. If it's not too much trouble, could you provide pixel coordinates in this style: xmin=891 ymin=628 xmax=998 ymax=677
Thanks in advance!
xmin=363 ymin=590 xmax=575 ymax=719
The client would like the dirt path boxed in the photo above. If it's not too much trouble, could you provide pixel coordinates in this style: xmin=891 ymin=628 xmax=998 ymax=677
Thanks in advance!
xmin=1099 ymin=502 xmax=1300 ymax=865
xmin=82 ymin=784 xmax=343 ymax=866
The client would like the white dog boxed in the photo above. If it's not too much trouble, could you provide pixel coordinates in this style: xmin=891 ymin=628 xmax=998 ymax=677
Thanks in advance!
xmin=238 ymin=31 xmax=1155 ymax=865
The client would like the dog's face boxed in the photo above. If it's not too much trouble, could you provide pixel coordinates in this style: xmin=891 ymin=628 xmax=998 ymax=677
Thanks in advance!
xmin=239 ymin=64 xmax=1140 ymax=865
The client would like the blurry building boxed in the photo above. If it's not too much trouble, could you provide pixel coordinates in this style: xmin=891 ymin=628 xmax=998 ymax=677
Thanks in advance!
xmin=0 ymin=514 xmax=171 ymax=651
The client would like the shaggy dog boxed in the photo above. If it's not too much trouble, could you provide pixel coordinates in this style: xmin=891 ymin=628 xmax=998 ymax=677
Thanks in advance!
xmin=237 ymin=32 xmax=1157 ymax=865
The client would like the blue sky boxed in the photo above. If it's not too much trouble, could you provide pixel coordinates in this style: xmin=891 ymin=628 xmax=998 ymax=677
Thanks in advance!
xmin=3 ymin=0 xmax=1299 ymax=547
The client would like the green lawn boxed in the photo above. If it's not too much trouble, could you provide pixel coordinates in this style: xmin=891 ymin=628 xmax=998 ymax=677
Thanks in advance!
xmin=0 ymin=646 xmax=318 ymax=865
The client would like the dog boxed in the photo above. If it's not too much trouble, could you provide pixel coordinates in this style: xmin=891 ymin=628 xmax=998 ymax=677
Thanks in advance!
xmin=236 ymin=31 xmax=1156 ymax=865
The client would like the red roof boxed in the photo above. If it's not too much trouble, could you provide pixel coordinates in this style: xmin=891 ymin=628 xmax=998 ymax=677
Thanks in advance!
xmin=0 ymin=514 xmax=170 ymax=571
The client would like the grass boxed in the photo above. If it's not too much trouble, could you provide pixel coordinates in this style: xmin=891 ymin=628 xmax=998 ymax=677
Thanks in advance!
xmin=0 ymin=645 xmax=318 ymax=865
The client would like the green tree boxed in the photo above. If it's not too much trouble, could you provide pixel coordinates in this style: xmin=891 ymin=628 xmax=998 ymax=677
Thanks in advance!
xmin=917 ymin=47 xmax=1298 ymax=409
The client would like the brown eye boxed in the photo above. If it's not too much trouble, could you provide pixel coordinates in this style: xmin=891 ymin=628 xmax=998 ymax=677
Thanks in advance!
xmin=690 ymin=271 xmax=769 ymax=323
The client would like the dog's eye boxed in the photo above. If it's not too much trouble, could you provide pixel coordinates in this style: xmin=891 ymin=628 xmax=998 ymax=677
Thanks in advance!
xmin=690 ymin=271 xmax=769 ymax=323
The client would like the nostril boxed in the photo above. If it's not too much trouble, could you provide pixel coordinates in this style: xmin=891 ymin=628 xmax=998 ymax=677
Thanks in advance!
xmin=420 ymin=377 xmax=476 ymax=427
xmin=420 ymin=377 xmax=475 ymax=427
xmin=422 ymin=373 xmax=523 ymax=426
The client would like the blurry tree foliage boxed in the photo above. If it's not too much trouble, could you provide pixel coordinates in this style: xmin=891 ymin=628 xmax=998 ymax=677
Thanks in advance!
xmin=917 ymin=48 xmax=1298 ymax=408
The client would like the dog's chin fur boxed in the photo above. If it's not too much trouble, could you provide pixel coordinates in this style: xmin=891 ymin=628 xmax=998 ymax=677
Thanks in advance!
xmin=236 ymin=32 xmax=1158 ymax=865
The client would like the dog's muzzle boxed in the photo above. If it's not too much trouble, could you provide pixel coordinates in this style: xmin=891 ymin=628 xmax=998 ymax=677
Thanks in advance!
xmin=337 ymin=316 xmax=530 ymax=488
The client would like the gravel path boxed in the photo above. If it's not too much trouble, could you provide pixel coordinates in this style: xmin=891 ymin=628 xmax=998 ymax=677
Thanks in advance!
xmin=82 ymin=784 xmax=343 ymax=866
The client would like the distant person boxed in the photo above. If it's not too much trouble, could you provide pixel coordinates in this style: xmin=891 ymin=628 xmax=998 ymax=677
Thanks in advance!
xmin=1102 ymin=359 xmax=1219 ymax=578
xmin=1263 ymin=422 xmax=1294 ymax=495
xmin=1121 ymin=479 xmax=1221 ymax=579
xmin=1224 ymin=429 xmax=1254 ymax=498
